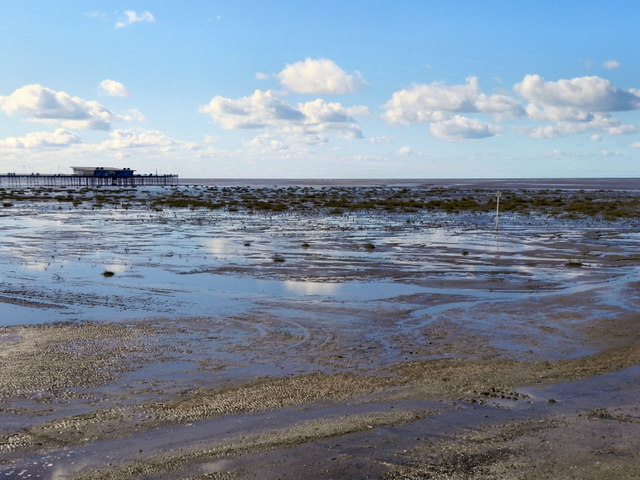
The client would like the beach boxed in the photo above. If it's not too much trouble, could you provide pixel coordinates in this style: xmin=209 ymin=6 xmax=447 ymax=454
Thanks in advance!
xmin=1 ymin=180 xmax=639 ymax=479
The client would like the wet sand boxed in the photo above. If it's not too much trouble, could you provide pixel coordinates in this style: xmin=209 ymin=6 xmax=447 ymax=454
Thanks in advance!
xmin=0 ymin=182 xmax=639 ymax=479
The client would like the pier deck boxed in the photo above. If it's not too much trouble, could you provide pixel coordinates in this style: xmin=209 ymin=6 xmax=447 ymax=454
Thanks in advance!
xmin=0 ymin=174 xmax=178 ymax=187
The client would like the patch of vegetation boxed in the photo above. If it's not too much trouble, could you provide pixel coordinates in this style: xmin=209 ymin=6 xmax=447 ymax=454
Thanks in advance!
xmin=0 ymin=184 xmax=638 ymax=221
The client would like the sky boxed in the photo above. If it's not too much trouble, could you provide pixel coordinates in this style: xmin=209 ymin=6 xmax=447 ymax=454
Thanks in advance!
xmin=0 ymin=1 xmax=638 ymax=178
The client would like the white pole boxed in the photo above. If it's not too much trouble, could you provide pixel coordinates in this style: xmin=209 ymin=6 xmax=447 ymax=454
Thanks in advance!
xmin=495 ymin=191 xmax=502 ymax=230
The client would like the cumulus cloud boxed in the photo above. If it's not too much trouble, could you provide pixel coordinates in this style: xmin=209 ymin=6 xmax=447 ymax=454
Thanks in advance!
xmin=0 ymin=128 xmax=81 ymax=149
xmin=383 ymin=77 xmax=523 ymax=126
xmin=527 ymin=125 xmax=560 ymax=139
xmin=524 ymin=103 xmax=595 ymax=122
xmin=380 ymin=74 xmax=637 ymax=142
xmin=299 ymin=98 xmax=367 ymax=123
xmin=397 ymin=146 xmax=412 ymax=156
xmin=429 ymin=115 xmax=501 ymax=141
xmin=630 ymin=142 xmax=640 ymax=148
xmin=298 ymin=99 xmax=365 ymax=139
xmin=0 ymin=84 xmax=128 ymax=130
xmin=115 ymin=10 xmax=155 ymax=28
xmin=277 ymin=58 xmax=361 ymax=94
xmin=98 ymin=79 xmax=131 ymax=97
xmin=520 ymin=113 xmax=638 ymax=139
xmin=603 ymin=59 xmax=621 ymax=69
xmin=199 ymin=90 xmax=366 ymax=140
xmin=199 ymin=90 xmax=304 ymax=129
xmin=514 ymin=74 xmax=640 ymax=113
xmin=100 ymin=129 xmax=179 ymax=151
xmin=514 ymin=75 xmax=640 ymax=139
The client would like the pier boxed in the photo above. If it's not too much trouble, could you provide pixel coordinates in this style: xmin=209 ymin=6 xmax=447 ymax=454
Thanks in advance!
xmin=0 ymin=173 xmax=178 ymax=187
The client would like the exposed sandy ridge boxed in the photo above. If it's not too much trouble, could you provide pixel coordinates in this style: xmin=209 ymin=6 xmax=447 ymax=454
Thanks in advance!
xmin=0 ymin=318 xmax=637 ymax=478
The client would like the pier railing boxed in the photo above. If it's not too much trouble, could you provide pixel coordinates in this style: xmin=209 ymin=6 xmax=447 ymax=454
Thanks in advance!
xmin=0 ymin=174 xmax=178 ymax=187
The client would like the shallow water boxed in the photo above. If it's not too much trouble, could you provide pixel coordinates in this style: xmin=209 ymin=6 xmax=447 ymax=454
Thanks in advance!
xmin=1 ymin=201 xmax=638 ymax=362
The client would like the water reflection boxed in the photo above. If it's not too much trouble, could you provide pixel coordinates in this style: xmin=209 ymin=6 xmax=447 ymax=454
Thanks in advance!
xmin=206 ymin=238 xmax=236 ymax=256
xmin=0 ymin=203 xmax=638 ymax=328
xmin=23 ymin=262 xmax=52 ymax=272
xmin=283 ymin=280 xmax=340 ymax=296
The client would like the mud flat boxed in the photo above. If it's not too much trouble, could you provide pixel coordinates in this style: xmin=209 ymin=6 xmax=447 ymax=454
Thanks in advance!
xmin=0 ymin=182 xmax=639 ymax=479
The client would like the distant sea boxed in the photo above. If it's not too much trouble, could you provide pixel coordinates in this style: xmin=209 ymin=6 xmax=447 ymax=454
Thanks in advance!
xmin=178 ymin=178 xmax=640 ymax=191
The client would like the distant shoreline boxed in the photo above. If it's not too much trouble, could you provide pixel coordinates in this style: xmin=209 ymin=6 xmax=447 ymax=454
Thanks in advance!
xmin=178 ymin=177 xmax=640 ymax=190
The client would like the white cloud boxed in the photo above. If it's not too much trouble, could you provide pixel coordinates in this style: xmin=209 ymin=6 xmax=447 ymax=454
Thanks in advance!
xmin=124 ymin=108 xmax=145 ymax=123
xmin=520 ymin=113 xmax=638 ymax=139
xmin=277 ymin=58 xmax=360 ymax=94
xmin=603 ymin=59 xmax=621 ymax=69
xmin=100 ymin=129 xmax=179 ymax=152
xmin=600 ymin=123 xmax=637 ymax=135
xmin=429 ymin=115 xmax=501 ymax=141
xmin=199 ymin=90 xmax=304 ymax=129
xmin=561 ymin=114 xmax=636 ymax=135
xmin=243 ymin=132 xmax=293 ymax=153
xmin=524 ymin=103 xmax=594 ymax=122
xmin=0 ymin=84 xmax=129 ymax=130
xmin=630 ymin=142 xmax=640 ymax=148
xmin=600 ymin=149 xmax=621 ymax=157
xmin=397 ymin=146 xmax=412 ymax=156
xmin=255 ymin=72 xmax=271 ymax=80
xmin=369 ymin=135 xmax=393 ymax=144
xmin=514 ymin=74 xmax=640 ymax=113
xmin=99 ymin=79 xmax=131 ymax=97
xmin=590 ymin=134 xmax=602 ymax=142
xmin=527 ymin=125 xmax=560 ymax=139
xmin=514 ymin=75 xmax=640 ymax=139
xmin=299 ymin=98 xmax=367 ymax=124
xmin=115 ymin=10 xmax=155 ymax=28
xmin=0 ymin=129 xmax=81 ymax=149
xmin=383 ymin=77 xmax=523 ymax=126
xmin=298 ymin=99 xmax=365 ymax=139
xmin=199 ymin=90 xmax=367 ymax=141
xmin=300 ymin=98 xmax=354 ymax=123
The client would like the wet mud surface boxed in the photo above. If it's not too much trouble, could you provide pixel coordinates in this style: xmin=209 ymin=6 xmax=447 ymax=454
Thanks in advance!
xmin=0 ymin=181 xmax=639 ymax=479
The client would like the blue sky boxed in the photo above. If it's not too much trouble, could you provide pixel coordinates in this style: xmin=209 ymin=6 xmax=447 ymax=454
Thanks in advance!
xmin=0 ymin=1 xmax=638 ymax=178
